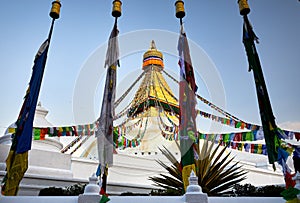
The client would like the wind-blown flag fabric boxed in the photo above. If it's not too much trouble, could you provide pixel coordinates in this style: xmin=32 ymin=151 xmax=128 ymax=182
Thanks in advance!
xmin=96 ymin=23 xmax=119 ymax=172
xmin=178 ymin=25 xmax=198 ymax=191
xmin=1 ymin=40 xmax=49 ymax=196
xmin=242 ymin=15 xmax=280 ymax=168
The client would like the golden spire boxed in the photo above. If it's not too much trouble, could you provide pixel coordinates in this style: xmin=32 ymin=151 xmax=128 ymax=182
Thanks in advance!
xmin=129 ymin=41 xmax=178 ymax=117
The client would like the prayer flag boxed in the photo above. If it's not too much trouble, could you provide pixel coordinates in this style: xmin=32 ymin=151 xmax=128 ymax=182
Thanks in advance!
xmin=178 ymin=25 xmax=198 ymax=191
xmin=242 ymin=15 xmax=280 ymax=168
xmin=1 ymin=40 xmax=49 ymax=195
xmin=96 ymin=22 xmax=119 ymax=173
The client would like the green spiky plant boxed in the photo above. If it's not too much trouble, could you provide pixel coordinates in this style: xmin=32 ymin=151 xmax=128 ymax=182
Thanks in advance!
xmin=149 ymin=140 xmax=247 ymax=196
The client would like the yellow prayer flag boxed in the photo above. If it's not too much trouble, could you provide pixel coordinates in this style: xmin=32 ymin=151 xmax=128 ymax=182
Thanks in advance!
xmin=8 ymin=128 xmax=16 ymax=134
xmin=257 ymin=144 xmax=263 ymax=154
xmin=182 ymin=164 xmax=196 ymax=191
xmin=3 ymin=150 xmax=28 ymax=195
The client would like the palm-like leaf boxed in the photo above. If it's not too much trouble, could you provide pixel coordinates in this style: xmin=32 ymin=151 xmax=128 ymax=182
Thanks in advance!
xmin=149 ymin=140 xmax=247 ymax=196
xmin=149 ymin=146 xmax=184 ymax=193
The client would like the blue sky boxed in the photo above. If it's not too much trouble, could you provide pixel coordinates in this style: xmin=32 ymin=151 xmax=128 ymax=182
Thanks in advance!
xmin=0 ymin=1 xmax=299 ymax=135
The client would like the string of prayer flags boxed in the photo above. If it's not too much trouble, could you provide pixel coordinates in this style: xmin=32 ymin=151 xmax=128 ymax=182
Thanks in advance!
xmin=31 ymin=123 xmax=97 ymax=140
xmin=197 ymin=109 xmax=260 ymax=131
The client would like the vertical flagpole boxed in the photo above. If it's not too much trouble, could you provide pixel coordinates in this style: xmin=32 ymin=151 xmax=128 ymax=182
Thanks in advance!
xmin=47 ymin=19 xmax=55 ymax=45
xmin=175 ymin=0 xmax=198 ymax=192
xmin=175 ymin=0 xmax=185 ymax=26
xmin=49 ymin=0 xmax=61 ymax=43
xmin=97 ymin=0 xmax=121 ymax=196
xmin=238 ymin=0 xmax=300 ymax=196
xmin=1 ymin=1 xmax=61 ymax=196
xmin=237 ymin=0 xmax=280 ymax=170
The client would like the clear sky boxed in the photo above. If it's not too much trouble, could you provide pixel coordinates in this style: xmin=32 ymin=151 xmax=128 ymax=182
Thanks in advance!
xmin=0 ymin=0 xmax=299 ymax=135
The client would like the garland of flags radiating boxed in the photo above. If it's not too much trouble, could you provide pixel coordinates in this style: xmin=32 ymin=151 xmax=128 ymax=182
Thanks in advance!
xmin=5 ymin=119 xmax=296 ymax=156
xmin=6 ymin=54 xmax=300 ymax=156
xmin=6 ymin=50 xmax=300 ymax=156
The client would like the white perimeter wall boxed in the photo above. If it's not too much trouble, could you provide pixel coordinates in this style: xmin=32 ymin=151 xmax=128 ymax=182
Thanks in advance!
xmin=0 ymin=196 xmax=286 ymax=203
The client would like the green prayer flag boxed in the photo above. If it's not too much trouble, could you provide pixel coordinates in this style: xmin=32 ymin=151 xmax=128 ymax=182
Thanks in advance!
xmin=100 ymin=195 xmax=110 ymax=203
xmin=281 ymin=187 xmax=300 ymax=201
xmin=200 ymin=133 xmax=205 ymax=139
xmin=245 ymin=131 xmax=254 ymax=141
xmin=34 ymin=128 xmax=41 ymax=140
xmin=242 ymin=15 xmax=279 ymax=166
xmin=223 ymin=134 xmax=230 ymax=143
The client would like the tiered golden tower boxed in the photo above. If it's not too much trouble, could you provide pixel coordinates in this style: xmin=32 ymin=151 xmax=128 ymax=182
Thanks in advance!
xmin=129 ymin=40 xmax=179 ymax=118
xmin=83 ymin=41 xmax=180 ymax=157
xmin=121 ymin=40 xmax=179 ymax=153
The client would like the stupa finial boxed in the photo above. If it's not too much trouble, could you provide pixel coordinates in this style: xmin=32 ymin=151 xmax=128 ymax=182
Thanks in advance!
xmin=150 ymin=40 xmax=156 ymax=50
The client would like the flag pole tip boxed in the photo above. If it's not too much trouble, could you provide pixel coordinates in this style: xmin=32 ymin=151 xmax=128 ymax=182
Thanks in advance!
xmin=112 ymin=0 xmax=122 ymax=18
xmin=238 ymin=0 xmax=250 ymax=15
xmin=175 ymin=0 xmax=185 ymax=19
xmin=50 ymin=0 xmax=61 ymax=19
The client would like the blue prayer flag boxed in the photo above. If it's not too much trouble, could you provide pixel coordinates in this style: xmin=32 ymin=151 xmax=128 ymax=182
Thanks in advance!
xmin=15 ymin=40 xmax=49 ymax=153
xmin=2 ymin=39 xmax=49 ymax=196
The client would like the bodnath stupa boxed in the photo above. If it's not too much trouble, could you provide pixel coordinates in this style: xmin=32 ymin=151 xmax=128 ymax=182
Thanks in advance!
xmin=83 ymin=40 xmax=180 ymax=158
xmin=1 ymin=0 xmax=299 ymax=197
xmin=0 ymin=41 xmax=287 ymax=196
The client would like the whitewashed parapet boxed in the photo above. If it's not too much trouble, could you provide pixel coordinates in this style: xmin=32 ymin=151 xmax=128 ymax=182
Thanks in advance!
xmin=0 ymin=195 xmax=286 ymax=203
xmin=0 ymin=171 xmax=285 ymax=203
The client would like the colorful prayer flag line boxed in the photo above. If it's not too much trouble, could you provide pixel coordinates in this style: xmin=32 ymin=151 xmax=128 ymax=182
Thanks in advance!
xmin=197 ymin=109 xmax=259 ymax=130
xmin=7 ymin=120 xmax=299 ymax=151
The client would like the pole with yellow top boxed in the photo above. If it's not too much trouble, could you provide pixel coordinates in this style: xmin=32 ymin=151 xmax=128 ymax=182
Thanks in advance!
xmin=175 ymin=0 xmax=199 ymax=192
xmin=1 ymin=1 xmax=61 ymax=196
xmin=238 ymin=0 xmax=294 ymax=200
xmin=238 ymin=0 xmax=280 ymax=169
xmin=112 ymin=0 xmax=122 ymax=25
xmin=49 ymin=0 xmax=61 ymax=43
xmin=175 ymin=0 xmax=185 ymax=25
xmin=96 ymin=0 xmax=121 ymax=196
